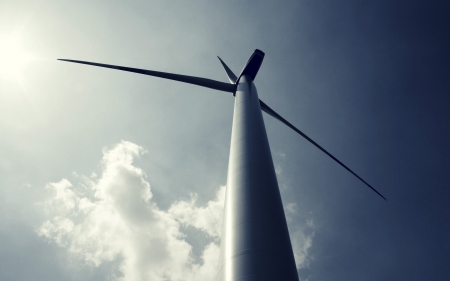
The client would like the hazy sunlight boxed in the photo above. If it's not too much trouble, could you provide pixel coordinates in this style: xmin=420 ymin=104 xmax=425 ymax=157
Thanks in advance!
xmin=0 ymin=31 xmax=34 ymax=83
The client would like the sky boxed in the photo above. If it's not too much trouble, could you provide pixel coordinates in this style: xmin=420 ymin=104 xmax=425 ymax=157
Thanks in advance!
xmin=0 ymin=0 xmax=449 ymax=280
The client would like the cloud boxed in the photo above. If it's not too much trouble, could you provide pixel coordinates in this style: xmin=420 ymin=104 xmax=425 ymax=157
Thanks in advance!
xmin=285 ymin=203 xmax=316 ymax=269
xmin=291 ymin=220 xmax=315 ymax=269
xmin=169 ymin=186 xmax=225 ymax=240
xmin=37 ymin=141 xmax=221 ymax=281
xmin=37 ymin=140 xmax=314 ymax=280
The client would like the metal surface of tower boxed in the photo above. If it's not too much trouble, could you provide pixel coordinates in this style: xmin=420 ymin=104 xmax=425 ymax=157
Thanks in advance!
xmin=217 ymin=74 xmax=298 ymax=281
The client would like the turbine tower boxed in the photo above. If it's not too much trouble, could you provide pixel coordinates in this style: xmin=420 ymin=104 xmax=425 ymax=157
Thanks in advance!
xmin=59 ymin=49 xmax=385 ymax=281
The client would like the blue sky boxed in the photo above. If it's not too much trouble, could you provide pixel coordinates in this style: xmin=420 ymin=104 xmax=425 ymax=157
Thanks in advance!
xmin=0 ymin=1 xmax=449 ymax=280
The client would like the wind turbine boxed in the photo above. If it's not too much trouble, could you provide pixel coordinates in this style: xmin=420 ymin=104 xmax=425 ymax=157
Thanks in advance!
xmin=59 ymin=49 xmax=385 ymax=281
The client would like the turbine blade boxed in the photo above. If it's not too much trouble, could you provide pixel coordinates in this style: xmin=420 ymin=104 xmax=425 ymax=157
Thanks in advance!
xmin=259 ymin=99 xmax=387 ymax=201
xmin=238 ymin=49 xmax=265 ymax=81
xmin=217 ymin=56 xmax=237 ymax=84
xmin=58 ymin=59 xmax=236 ymax=93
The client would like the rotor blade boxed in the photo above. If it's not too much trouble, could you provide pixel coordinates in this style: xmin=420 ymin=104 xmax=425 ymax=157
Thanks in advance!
xmin=238 ymin=49 xmax=265 ymax=81
xmin=217 ymin=56 xmax=237 ymax=84
xmin=58 ymin=59 xmax=236 ymax=93
xmin=259 ymin=99 xmax=386 ymax=201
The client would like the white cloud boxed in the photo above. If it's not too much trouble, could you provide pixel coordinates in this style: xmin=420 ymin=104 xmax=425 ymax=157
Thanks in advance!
xmin=291 ymin=221 xmax=315 ymax=269
xmin=37 ymin=141 xmax=221 ymax=281
xmin=43 ymin=179 xmax=77 ymax=210
xmin=169 ymin=186 xmax=225 ymax=240
xmin=37 ymin=140 xmax=314 ymax=280
xmin=284 ymin=202 xmax=315 ymax=269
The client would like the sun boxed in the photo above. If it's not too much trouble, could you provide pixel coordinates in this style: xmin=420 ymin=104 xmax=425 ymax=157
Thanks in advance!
xmin=0 ymin=31 xmax=34 ymax=83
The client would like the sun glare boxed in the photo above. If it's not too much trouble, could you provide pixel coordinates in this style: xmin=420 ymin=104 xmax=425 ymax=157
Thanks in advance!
xmin=0 ymin=32 xmax=34 ymax=83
